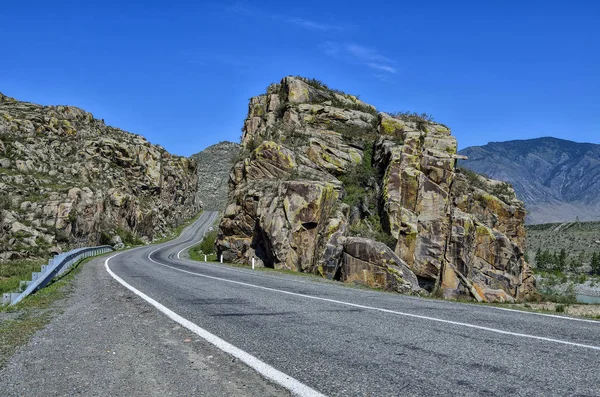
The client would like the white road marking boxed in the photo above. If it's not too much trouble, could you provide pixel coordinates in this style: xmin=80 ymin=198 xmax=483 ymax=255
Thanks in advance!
xmin=176 ymin=212 xmax=218 ymax=260
xmin=177 ymin=257 xmax=312 ymax=285
xmin=486 ymin=305 xmax=600 ymax=324
xmin=172 ymin=228 xmax=600 ymax=325
xmin=105 ymin=253 xmax=326 ymax=397
xmin=186 ymin=261 xmax=600 ymax=324
xmin=177 ymin=257 xmax=600 ymax=324
xmin=145 ymin=252 xmax=600 ymax=352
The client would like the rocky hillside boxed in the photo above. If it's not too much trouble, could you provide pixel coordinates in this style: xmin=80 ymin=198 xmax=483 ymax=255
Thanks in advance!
xmin=190 ymin=141 xmax=240 ymax=210
xmin=0 ymin=93 xmax=200 ymax=261
xmin=459 ymin=138 xmax=600 ymax=224
xmin=217 ymin=76 xmax=535 ymax=302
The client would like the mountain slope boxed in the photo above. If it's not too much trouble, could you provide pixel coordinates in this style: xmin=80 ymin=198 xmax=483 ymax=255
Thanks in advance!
xmin=0 ymin=92 xmax=200 ymax=260
xmin=190 ymin=141 xmax=240 ymax=210
xmin=459 ymin=137 xmax=600 ymax=224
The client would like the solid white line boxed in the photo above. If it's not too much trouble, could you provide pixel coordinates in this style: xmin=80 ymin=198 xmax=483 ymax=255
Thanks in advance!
xmin=486 ymin=305 xmax=600 ymax=324
xmin=177 ymin=259 xmax=600 ymax=323
xmin=105 ymin=253 xmax=326 ymax=397
xmin=170 ymin=214 xmax=599 ymax=325
xmin=165 ymin=255 xmax=600 ymax=325
xmin=178 ymin=259 xmax=600 ymax=325
xmin=176 ymin=211 xmax=218 ymax=260
xmin=146 ymin=254 xmax=600 ymax=352
xmin=178 ymin=258 xmax=312 ymax=285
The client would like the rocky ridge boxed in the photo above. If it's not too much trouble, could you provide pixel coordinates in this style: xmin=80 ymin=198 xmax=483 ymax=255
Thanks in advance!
xmin=0 ymin=92 xmax=200 ymax=260
xmin=459 ymin=138 xmax=600 ymax=224
xmin=190 ymin=141 xmax=240 ymax=210
xmin=217 ymin=76 xmax=535 ymax=302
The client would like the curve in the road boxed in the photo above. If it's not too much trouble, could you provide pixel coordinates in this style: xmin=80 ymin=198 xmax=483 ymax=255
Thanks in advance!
xmin=104 ymin=210 xmax=600 ymax=397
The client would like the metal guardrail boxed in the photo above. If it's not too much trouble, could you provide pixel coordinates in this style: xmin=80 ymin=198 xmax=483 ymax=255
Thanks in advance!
xmin=2 ymin=245 xmax=114 ymax=306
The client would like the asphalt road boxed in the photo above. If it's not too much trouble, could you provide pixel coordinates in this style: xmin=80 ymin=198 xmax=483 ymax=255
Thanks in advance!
xmin=99 ymin=210 xmax=600 ymax=396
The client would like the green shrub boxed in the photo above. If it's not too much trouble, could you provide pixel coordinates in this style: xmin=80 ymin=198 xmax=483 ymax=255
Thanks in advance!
xmin=198 ymin=230 xmax=218 ymax=254
xmin=116 ymin=228 xmax=143 ymax=246
xmin=99 ymin=232 xmax=112 ymax=245
xmin=389 ymin=111 xmax=435 ymax=123
xmin=490 ymin=182 xmax=516 ymax=200
xmin=339 ymin=144 xmax=376 ymax=207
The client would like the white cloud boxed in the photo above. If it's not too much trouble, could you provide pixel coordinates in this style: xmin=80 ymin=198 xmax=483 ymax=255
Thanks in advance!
xmin=321 ymin=42 xmax=398 ymax=76
xmin=227 ymin=3 xmax=344 ymax=32
xmin=287 ymin=18 xmax=343 ymax=32
xmin=368 ymin=63 xmax=397 ymax=73
xmin=346 ymin=44 xmax=394 ymax=64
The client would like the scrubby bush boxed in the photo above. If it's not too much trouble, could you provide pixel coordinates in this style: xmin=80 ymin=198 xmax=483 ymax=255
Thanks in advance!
xmin=339 ymin=144 xmax=377 ymax=207
xmin=198 ymin=230 xmax=218 ymax=254
xmin=389 ymin=111 xmax=435 ymax=125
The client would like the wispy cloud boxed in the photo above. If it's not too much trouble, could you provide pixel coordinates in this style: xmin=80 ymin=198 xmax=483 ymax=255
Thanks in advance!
xmin=320 ymin=41 xmax=341 ymax=57
xmin=286 ymin=17 xmax=343 ymax=32
xmin=226 ymin=1 xmax=252 ymax=14
xmin=346 ymin=44 xmax=394 ymax=65
xmin=228 ymin=2 xmax=344 ymax=32
xmin=368 ymin=63 xmax=397 ymax=73
xmin=321 ymin=42 xmax=398 ymax=77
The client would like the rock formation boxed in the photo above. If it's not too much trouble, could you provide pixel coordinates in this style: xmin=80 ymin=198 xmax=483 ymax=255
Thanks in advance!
xmin=191 ymin=141 xmax=240 ymax=210
xmin=216 ymin=76 xmax=535 ymax=302
xmin=0 ymin=93 xmax=200 ymax=261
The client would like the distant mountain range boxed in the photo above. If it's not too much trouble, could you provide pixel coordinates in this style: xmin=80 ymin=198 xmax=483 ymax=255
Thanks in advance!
xmin=459 ymin=137 xmax=600 ymax=224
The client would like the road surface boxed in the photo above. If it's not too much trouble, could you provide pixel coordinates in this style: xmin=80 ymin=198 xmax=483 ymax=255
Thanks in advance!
xmin=107 ymin=211 xmax=600 ymax=396
xmin=3 ymin=211 xmax=599 ymax=396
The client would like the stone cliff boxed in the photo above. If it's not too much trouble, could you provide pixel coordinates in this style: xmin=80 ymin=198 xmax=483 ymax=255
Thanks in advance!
xmin=216 ymin=76 xmax=535 ymax=302
xmin=191 ymin=141 xmax=240 ymax=210
xmin=0 ymin=93 xmax=200 ymax=260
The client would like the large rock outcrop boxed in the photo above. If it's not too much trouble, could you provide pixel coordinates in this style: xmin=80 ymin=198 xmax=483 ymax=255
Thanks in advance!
xmin=0 ymin=93 xmax=200 ymax=261
xmin=191 ymin=141 xmax=240 ymax=210
xmin=217 ymin=76 xmax=535 ymax=302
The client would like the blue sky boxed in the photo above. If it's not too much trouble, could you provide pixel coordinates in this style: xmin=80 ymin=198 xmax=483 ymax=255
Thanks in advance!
xmin=0 ymin=0 xmax=598 ymax=156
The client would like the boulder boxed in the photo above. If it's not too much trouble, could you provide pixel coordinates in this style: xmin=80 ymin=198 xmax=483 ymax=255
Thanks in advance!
xmin=342 ymin=237 xmax=420 ymax=294
xmin=111 ymin=235 xmax=125 ymax=249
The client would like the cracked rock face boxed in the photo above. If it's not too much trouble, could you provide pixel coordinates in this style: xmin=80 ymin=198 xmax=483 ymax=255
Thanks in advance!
xmin=0 ymin=93 xmax=200 ymax=261
xmin=190 ymin=141 xmax=240 ymax=211
xmin=216 ymin=76 xmax=535 ymax=302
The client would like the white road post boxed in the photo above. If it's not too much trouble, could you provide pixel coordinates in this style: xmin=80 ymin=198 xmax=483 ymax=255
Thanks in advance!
xmin=252 ymin=257 xmax=255 ymax=270
xmin=204 ymin=254 xmax=207 ymax=262
xmin=220 ymin=254 xmax=223 ymax=264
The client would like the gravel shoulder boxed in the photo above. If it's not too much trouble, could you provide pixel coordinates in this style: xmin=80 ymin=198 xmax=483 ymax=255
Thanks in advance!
xmin=0 ymin=253 xmax=289 ymax=397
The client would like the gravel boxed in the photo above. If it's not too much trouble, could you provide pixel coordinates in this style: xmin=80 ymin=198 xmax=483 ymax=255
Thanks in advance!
xmin=0 ymin=254 xmax=289 ymax=397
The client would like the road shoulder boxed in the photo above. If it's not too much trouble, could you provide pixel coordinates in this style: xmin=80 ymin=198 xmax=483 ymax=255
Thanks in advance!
xmin=0 ymin=254 xmax=289 ymax=397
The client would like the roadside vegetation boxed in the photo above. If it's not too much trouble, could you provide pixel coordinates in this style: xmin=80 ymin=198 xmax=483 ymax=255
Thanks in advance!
xmin=338 ymin=143 xmax=396 ymax=249
xmin=0 ymin=259 xmax=44 ymax=294
xmin=189 ymin=229 xmax=219 ymax=262
xmin=0 ymin=257 xmax=90 ymax=368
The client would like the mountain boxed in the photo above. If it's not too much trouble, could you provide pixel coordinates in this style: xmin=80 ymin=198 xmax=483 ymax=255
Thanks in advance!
xmin=216 ymin=76 xmax=535 ymax=303
xmin=190 ymin=141 xmax=240 ymax=210
xmin=459 ymin=137 xmax=600 ymax=224
xmin=0 ymin=92 xmax=200 ymax=261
